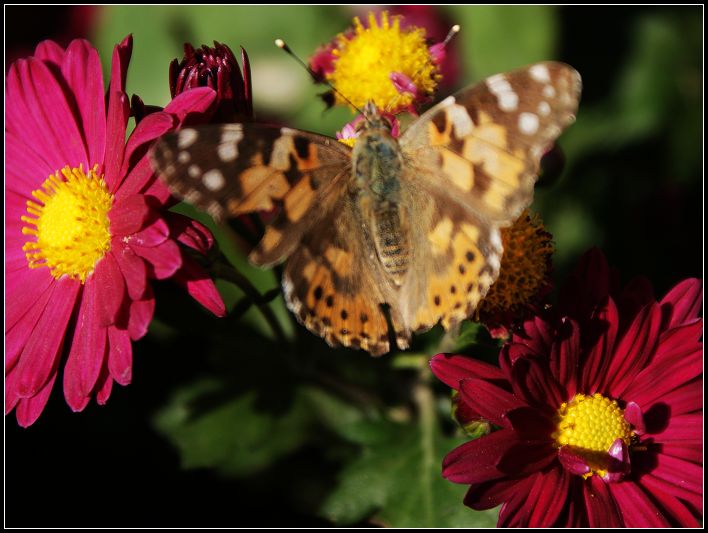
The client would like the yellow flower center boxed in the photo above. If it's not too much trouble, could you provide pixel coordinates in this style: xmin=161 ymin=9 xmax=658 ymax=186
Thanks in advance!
xmin=329 ymin=11 xmax=439 ymax=111
xmin=553 ymin=393 xmax=634 ymax=478
xmin=22 ymin=165 xmax=113 ymax=283
xmin=476 ymin=210 xmax=554 ymax=320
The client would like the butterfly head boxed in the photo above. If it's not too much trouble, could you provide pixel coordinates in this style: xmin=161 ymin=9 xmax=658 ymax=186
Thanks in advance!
xmin=358 ymin=101 xmax=393 ymax=133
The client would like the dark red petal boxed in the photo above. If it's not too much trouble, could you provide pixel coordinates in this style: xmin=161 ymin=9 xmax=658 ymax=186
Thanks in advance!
xmin=640 ymin=473 xmax=703 ymax=518
xmin=558 ymin=247 xmax=610 ymax=320
xmin=459 ymin=378 xmax=525 ymax=428
xmin=558 ymin=447 xmax=591 ymax=476
xmin=442 ymin=428 xmax=518 ymax=484
xmin=165 ymin=212 xmax=214 ymax=253
xmin=608 ymin=481 xmax=671 ymax=527
xmin=651 ymin=413 xmax=702 ymax=443
xmin=15 ymin=278 xmax=80 ymax=397
xmin=62 ymin=39 xmax=106 ymax=168
xmin=497 ymin=440 xmax=557 ymax=477
xmin=525 ymin=467 xmax=571 ymax=527
xmin=104 ymin=91 xmax=130 ymax=191
xmin=616 ymin=275 xmax=655 ymax=328
xmin=112 ymin=242 xmax=148 ymax=300
xmin=93 ymin=252 xmax=126 ymax=327
xmin=172 ymin=254 xmax=226 ymax=317
xmin=510 ymin=357 xmax=565 ymax=410
xmin=513 ymin=315 xmax=555 ymax=357
xmin=549 ymin=317 xmax=580 ymax=397
xmin=14 ymin=370 xmax=58 ymax=428
xmin=504 ymin=406 xmax=556 ymax=440
xmin=127 ymin=290 xmax=155 ymax=341
xmin=130 ymin=239 xmax=182 ymax=280
xmin=430 ymin=353 xmax=506 ymax=390
xmin=464 ymin=476 xmax=534 ymax=511
xmin=660 ymin=278 xmax=702 ymax=329
xmin=657 ymin=443 xmax=703 ymax=464
xmin=585 ymin=476 xmax=622 ymax=527
xmin=624 ymin=402 xmax=646 ymax=435
xmin=109 ymin=194 xmax=153 ymax=236
xmin=646 ymin=379 xmax=702 ymax=417
xmin=580 ymin=297 xmax=618 ymax=394
xmin=107 ymin=326 xmax=132 ymax=385
xmin=604 ymin=302 xmax=661 ymax=397
xmin=656 ymin=318 xmax=702 ymax=361
xmin=63 ymin=278 xmax=108 ymax=409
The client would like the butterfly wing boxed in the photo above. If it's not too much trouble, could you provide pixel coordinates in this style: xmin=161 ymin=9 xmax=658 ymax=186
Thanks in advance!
xmin=282 ymin=194 xmax=406 ymax=356
xmin=396 ymin=62 xmax=581 ymax=333
xmin=150 ymin=124 xmax=352 ymax=266
xmin=400 ymin=61 xmax=581 ymax=224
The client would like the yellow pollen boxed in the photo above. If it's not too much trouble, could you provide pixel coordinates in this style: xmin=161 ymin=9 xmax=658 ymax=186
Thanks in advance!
xmin=553 ymin=393 xmax=634 ymax=478
xmin=328 ymin=11 xmax=440 ymax=112
xmin=338 ymin=137 xmax=357 ymax=148
xmin=476 ymin=210 xmax=554 ymax=322
xmin=22 ymin=165 xmax=113 ymax=283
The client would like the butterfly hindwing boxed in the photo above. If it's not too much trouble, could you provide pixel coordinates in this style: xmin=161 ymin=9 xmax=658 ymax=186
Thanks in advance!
xmin=401 ymin=61 xmax=581 ymax=225
xmin=150 ymin=124 xmax=352 ymax=266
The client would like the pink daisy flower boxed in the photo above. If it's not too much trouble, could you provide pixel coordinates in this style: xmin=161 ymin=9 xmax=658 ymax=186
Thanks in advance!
xmin=431 ymin=249 xmax=702 ymax=526
xmin=6 ymin=36 xmax=226 ymax=427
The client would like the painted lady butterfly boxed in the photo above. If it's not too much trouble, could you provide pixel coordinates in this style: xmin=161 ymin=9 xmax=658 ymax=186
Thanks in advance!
xmin=150 ymin=62 xmax=581 ymax=355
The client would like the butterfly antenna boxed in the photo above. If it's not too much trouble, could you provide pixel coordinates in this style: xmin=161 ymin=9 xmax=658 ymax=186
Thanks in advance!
xmin=275 ymin=38 xmax=367 ymax=117
xmin=384 ymin=24 xmax=461 ymax=115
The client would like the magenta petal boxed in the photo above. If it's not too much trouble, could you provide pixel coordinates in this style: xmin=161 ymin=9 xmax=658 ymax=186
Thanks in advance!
xmin=131 ymin=217 xmax=170 ymax=247
xmin=459 ymin=378 xmax=525 ymax=428
xmin=62 ymin=39 xmax=106 ymax=167
xmin=109 ymin=194 xmax=152 ymax=236
xmin=6 ymin=267 xmax=54 ymax=332
xmin=656 ymin=318 xmax=702 ymax=360
xmin=112 ymin=242 xmax=148 ymax=300
xmin=165 ymin=212 xmax=214 ymax=253
xmin=558 ymin=447 xmax=591 ymax=476
xmin=130 ymin=239 xmax=182 ymax=280
xmin=643 ymin=379 xmax=702 ymax=417
xmin=608 ymin=481 xmax=672 ymax=527
xmin=104 ymin=91 xmax=130 ymax=191
xmin=93 ymin=252 xmax=126 ymax=326
xmin=624 ymin=402 xmax=646 ymax=435
xmin=15 ymin=278 xmax=80 ymax=397
xmin=127 ymin=291 xmax=155 ymax=341
xmin=640 ymin=473 xmax=703 ymax=518
xmin=34 ymin=40 xmax=65 ymax=66
xmin=390 ymin=71 xmax=418 ymax=96
xmin=5 ymin=130 xmax=57 ymax=192
xmin=116 ymin=157 xmax=161 ymax=202
xmin=464 ymin=476 xmax=533 ymax=511
xmin=604 ymin=438 xmax=630 ymax=482
xmin=162 ymin=86 xmax=217 ymax=125
xmin=660 ymin=278 xmax=702 ymax=329
xmin=604 ymin=302 xmax=661 ymax=397
xmin=15 ymin=370 xmax=58 ymax=428
xmin=649 ymin=454 xmax=703 ymax=496
xmin=95 ymin=365 xmax=114 ymax=405
xmin=107 ymin=326 xmax=132 ymax=385
xmin=654 ymin=413 xmax=702 ymax=443
xmin=585 ymin=476 xmax=622 ymax=527
xmin=63 ymin=278 xmax=107 ymax=409
xmin=430 ymin=353 xmax=506 ymax=390
xmin=7 ymin=58 xmax=87 ymax=169
xmin=442 ymin=428 xmax=518 ymax=484
xmin=172 ymin=255 xmax=226 ymax=317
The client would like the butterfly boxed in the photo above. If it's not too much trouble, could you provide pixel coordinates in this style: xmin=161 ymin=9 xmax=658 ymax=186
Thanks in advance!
xmin=150 ymin=62 xmax=581 ymax=356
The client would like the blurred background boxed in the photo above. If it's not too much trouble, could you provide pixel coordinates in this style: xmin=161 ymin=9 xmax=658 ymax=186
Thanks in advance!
xmin=5 ymin=5 xmax=702 ymax=527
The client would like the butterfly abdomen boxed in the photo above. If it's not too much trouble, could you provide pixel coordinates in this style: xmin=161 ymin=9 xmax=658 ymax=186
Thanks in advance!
xmin=373 ymin=203 xmax=410 ymax=284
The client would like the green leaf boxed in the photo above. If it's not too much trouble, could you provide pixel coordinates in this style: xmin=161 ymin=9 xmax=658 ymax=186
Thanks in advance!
xmin=320 ymin=382 xmax=498 ymax=527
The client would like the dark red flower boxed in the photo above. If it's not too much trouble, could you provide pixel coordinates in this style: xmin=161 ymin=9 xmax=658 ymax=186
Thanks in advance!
xmin=169 ymin=41 xmax=252 ymax=122
xmin=431 ymin=249 xmax=702 ymax=526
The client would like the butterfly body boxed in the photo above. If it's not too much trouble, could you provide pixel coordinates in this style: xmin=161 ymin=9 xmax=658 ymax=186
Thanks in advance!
xmin=151 ymin=62 xmax=581 ymax=356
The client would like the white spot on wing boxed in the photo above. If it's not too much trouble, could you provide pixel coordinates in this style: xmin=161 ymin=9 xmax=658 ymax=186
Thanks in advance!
xmin=177 ymin=128 xmax=198 ymax=149
xmin=218 ymin=143 xmax=238 ymax=162
xmin=188 ymin=164 xmax=201 ymax=179
xmin=486 ymin=73 xmax=518 ymax=112
xmin=529 ymin=64 xmax=551 ymax=84
xmin=498 ymin=92 xmax=518 ymax=112
xmin=218 ymin=127 xmax=244 ymax=162
xmin=538 ymin=101 xmax=551 ymax=116
xmin=449 ymin=104 xmax=474 ymax=137
xmin=518 ymin=112 xmax=539 ymax=135
xmin=178 ymin=151 xmax=190 ymax=163
xmin=543 ymin=85 xmax=556 ymax=98
xmin=203 ymin=169 xmax=225 ymax=191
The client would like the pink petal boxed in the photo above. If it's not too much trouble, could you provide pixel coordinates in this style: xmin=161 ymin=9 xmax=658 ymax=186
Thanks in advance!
xmin=110 ymin=35 xmax=133 ymax=96
xmin=172 ymin=254 xmax=226 ymax=317
xmin=6 ymin=57 xmax=87 ymax=170
xmin=15 ymin=277 xmax=80 ymax=398
xmin=624 ymin=402 xmax=646 ymax=435
xmin=117 ymin=157 xmax=161 ymax=202
xmin=585 ymin=476 xmax=622 ymax=527
xmin=93 ymin=252 xmax=127 ymax=326
xmin=604 ymin=302 xmax=661 ymax=397
xmin=130 ymin=239 xmax=182 ymax=280
xmin=131 ymin=217 xmax=170 ymax=247
xmin=127 ymin=290 xmax=155 ymax=341
xmin=608 ymin=481 xmax=672 ymax=527
xmin=95 ymin=366 xmax=114 ymax=405
xmin=660 ymin=278 xmax=702 ymax=329
xmin=5 ymin=130 xmax=57 ymax=193
xmin=63 ymin=277 xmax=107 ymax=410
xmin=442 ymin=428 xmax=518 ymax=484
xmin=62 ymin=39 xmax=106 ymax=167
xmin=104 ymin=91 xmax=130 ymax=191
xmin=6 ymin=267 xmax=54 ymax=332
xmin=34 ymin=40 xmax=65 ymax=66
xmin=162 ymin=86 xmax=217 ymax=125
xmin=459 ymin=378 xmax=525 ymax=428
xmin=390 ymin=71 xmax=418 ymax=96
xmin=112 ymin=242 xmax=148 ymax=300
xmin=15 ymin=370 xmax=58 ymax=428
xmin=139 ymin=165 xmax=173 ymax=204
xmin=109 ymin=194 xmax=152 ymax=236
xmin=430 ymin=353 xmax=506 ymax=390
xmin=165 ymin=212 xmax=214 ymax=253
xmin=107 ymin=326 xmax=132 ymax=385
